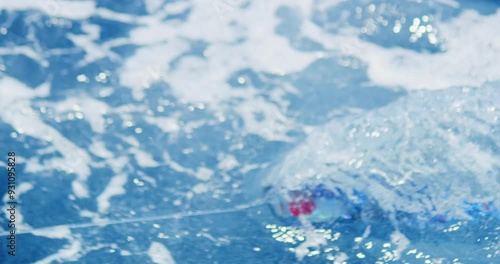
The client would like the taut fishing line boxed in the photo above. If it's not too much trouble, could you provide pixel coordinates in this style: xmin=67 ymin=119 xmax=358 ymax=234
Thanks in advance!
xmin=0 ymin=199 xmax=267 ymax=237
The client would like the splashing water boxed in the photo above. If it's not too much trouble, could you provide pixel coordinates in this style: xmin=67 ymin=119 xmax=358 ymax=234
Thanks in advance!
xmin=263 ymin=86 xmax=499 ymax=261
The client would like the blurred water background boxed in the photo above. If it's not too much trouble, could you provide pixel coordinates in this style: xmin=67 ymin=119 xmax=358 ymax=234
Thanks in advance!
xmin=0 ymin=0 xmax=499 ymax=263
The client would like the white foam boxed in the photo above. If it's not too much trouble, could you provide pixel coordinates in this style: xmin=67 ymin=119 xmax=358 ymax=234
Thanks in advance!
xmin=97 ymin=173 xmax=128 ymax=213
xmin=118 ymin=0 xmax=319 ymax=109
xmin=351 ymin=10 xmax=500 ymax=90
xmin=316 ymin=0 xmax=346 ymax=11
xmin=294 ymin=217 xmax=327 ymax=260
xmin=196 ymin=167 xmax=214 ymax=181
xmin=13 ymin=183 xmax=33 ymax=229
xmin=193 ymin=183 xmax=209 ymax=194
xmin=144 ymin=0 xmax=164 ymax=14
xmin=0 ymin=78 xmax=92 ymax=198
xmin=162 ymin=152 xmax=194 ymax=175
xmin=89 ymin=141 xmax=114 ymax=159
xmin=163 ymin=1 xmax=191 ymax=15
xmin=0 ymin=46 xmax=48 ymax=67
xmin=32 ymin=225 xmax=71 ymax=239
xmin=333 ymin=252 xmax=349 ymax=264
xmin=0 ymin=77 xmax=49 ymax=101
xmin=68 ymin=31 xmax=109 ymax=67
xmin=134 ymin=149 xmax=159 ymax=167
xmin=390 ymin=230 xmax=410 ymax=260
xmin=34 ymin=239 xmax=82 ymax=264
xmin=95 ymin=7 xmax=141 ymax=23
xmin=138 ymin=171 xmax=157 ymax=186
xmin=145 ymin=115 xmax=181 ymax=133
xmin=0 ymin=0 xmax=95 ymax=19
xmin=1 ymin=182 xmax=33 ymax=231
xmin=120 ymin=135 xmax=140 ymax=147
xmin=148 ymin=242 xmax=176 ymax=264
xmin=52 ymin=96 xmax=110 ymax=133
xmin=435 ymin=0 xmax=460 ymax=8
xmin=109 ymin=156 xmax=130 ymax=174
xmin=119 ymin=41 xmax=189 ymax=100
xmin=235 ymin=96 xmax=294 ymax=141
xmin=217 ymin=153 xmax=239 ymax=171
xmin=296 ymin=5 xmax=500 ymax=91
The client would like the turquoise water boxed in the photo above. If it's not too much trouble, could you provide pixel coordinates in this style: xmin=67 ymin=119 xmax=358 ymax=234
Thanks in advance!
xmin=0 ymin=0 xmax=499 ymax=263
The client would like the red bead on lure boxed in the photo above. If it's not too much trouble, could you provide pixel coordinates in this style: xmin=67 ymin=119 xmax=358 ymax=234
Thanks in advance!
xmin=288 ymin=195 xmax=317 ymax=216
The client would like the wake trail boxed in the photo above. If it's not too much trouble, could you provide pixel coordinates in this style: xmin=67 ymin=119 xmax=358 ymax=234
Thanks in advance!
xmin=0 ymin=199 xmax=266 ymax=237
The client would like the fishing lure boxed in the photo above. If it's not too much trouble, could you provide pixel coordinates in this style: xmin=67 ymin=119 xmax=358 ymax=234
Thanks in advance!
xmin=265 ymin=184 xmax=499 ymax=226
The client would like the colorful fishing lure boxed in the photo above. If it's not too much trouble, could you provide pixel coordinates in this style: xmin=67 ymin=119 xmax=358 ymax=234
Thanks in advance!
xmin=265 ymin=184 xmax=499 ymax=225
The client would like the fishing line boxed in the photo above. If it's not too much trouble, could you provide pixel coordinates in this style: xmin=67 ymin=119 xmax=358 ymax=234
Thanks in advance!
xmin=0 ymin=199 xmax=267 ymax=237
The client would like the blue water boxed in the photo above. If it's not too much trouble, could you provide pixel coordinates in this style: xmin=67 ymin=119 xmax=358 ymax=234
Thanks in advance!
xmin=0 ymin=0 xmax=499 ymax=263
